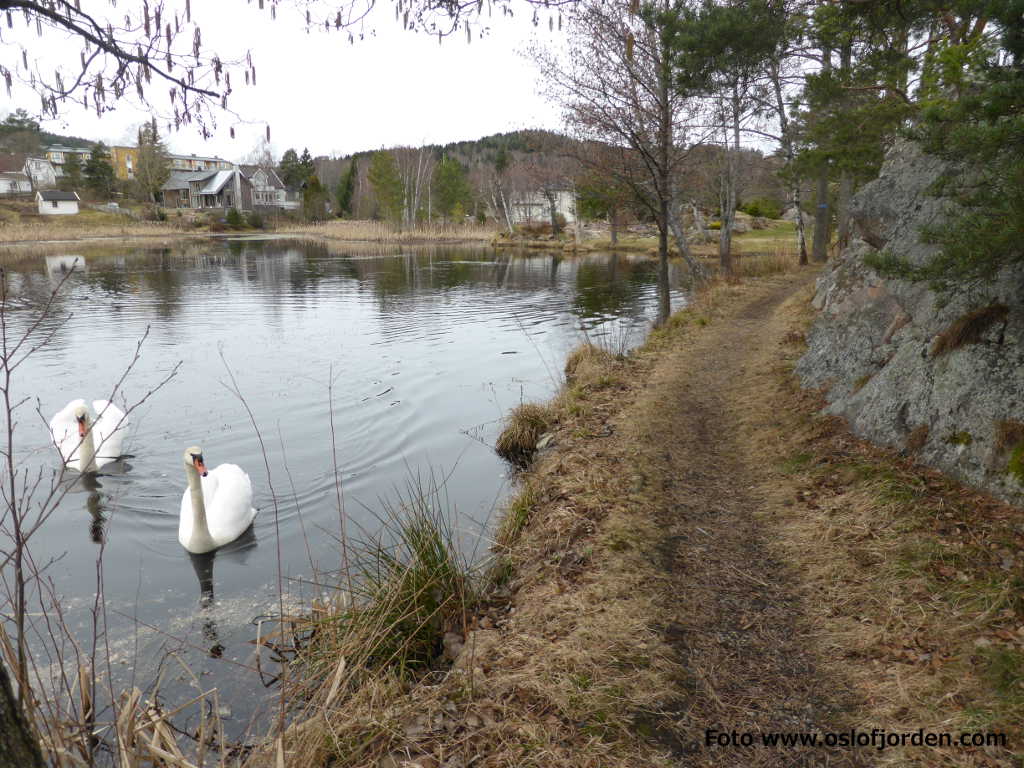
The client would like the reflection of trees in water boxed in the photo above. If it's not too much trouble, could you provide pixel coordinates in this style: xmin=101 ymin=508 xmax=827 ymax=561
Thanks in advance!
xmin=7 ymin=241 xmax=680 ymax=342
xmin=572 ymin=254 xmax=652 ymax=320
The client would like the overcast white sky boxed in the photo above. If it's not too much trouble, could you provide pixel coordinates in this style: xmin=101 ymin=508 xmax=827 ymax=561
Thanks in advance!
xmin=2 ymin=2 xmax=565 ymax=161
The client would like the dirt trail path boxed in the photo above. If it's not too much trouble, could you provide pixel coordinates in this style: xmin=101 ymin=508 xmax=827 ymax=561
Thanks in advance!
xmin=618 ymin=272 xmax=865 ymax=766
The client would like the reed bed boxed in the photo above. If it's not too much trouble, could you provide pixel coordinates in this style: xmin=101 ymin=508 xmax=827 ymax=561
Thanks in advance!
xmin=0 ymin=220 xmax=184 ymax=244
xmin=279 ymin=219 xmax=497 ymax=244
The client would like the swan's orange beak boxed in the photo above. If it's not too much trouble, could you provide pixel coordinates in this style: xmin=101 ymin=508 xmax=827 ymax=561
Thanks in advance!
xmin=194 ymin=457 xmax=208 ymax=477
xmin=77 ymin=418 xmax=87 ymax=438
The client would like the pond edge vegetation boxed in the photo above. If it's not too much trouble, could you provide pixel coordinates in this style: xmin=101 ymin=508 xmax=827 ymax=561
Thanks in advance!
xmin=252 ymin=259 xmax=1024 ymax=767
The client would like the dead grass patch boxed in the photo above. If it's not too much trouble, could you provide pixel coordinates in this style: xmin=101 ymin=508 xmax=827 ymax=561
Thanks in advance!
xmin=495 ymin=403 xmax=555 ymax=467
xmin=741 ymin=289 xmax=1024 ymax=766
xmin=280 ymin=219 xmax=497 ymax=244
xmin=932 ymin=304 xmax=1009 ymax=357
xmin=905 ymin=424 xmax=930 ymax=454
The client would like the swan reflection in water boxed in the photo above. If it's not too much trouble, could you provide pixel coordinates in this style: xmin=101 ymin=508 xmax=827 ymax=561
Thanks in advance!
xmin=188 ymin=527 xmax=258 ymax=658
xmin=66 ymin=464 xmax=132 ymax=544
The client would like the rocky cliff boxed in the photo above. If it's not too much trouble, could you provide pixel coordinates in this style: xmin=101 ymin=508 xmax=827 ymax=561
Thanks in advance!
xmin=796 ymin=140 xmax=1024 ymax=507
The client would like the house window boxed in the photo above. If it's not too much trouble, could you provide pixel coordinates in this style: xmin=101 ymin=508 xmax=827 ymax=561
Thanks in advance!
xmin=51 ymin=200 xmax=59 ymax=208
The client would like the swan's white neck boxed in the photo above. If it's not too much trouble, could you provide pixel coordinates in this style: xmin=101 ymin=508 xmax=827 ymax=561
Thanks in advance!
xmin=185 ymin=464 xmax=216 ymax=552
xmin=79 ymin=427 xmax=97 ymax=473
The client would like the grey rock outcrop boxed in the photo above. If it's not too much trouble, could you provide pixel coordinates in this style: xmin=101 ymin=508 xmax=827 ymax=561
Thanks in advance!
xmin=796 ymin=140 xmax=1024 ymax=506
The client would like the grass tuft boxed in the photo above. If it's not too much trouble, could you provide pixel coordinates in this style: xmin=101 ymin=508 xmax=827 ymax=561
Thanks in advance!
xmin=495 ymin=403 xmax=555 ymax=467
xmin=931 ymin=304 xmax=1009 ymax=357
xmin=905 ymin=424 xmax=929 ymax=454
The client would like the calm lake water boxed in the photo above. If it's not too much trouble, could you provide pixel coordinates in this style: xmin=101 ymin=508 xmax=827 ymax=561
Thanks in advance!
xmin=3 ymin=237 xmax=688 ymax=740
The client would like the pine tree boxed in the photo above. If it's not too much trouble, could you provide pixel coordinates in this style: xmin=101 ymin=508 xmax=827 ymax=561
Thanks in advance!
xmin=278 ymin=148 xmax=302 ymax=188
xmin=335 ymin=161 xmax=356 ymax=218
xmin=302 ymin=174 xmax=329 ymax=221
xmin=432 ymin=156 xmax=472 ymax=223
xmin=84 ymin=142 xmax=115 ymax=199
xmin=135 ymin=119 xmax=171 ymax=203
xmin=62 ymin=152 xmax=83 ymax=191
xmin=368 ymin=151 xmax=404 ymax=225
xmin=298 ymin=148 xmax=315 ymax=181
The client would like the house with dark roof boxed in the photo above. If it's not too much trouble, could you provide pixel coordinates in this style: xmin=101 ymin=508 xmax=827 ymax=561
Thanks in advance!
xmin=36 ymin=189 xmax=80 ymax=215
xmin=239 ymin=165 xmax=297 ymax=210
xmin=159 ymin=167 xmax=253 ymax=211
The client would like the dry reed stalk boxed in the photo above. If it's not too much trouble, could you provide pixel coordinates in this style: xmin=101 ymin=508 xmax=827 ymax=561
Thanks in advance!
xmin=279 ymin=219 xmax=496 ymax=243
xmin=0 ymin=221 xmax=183 ymax=243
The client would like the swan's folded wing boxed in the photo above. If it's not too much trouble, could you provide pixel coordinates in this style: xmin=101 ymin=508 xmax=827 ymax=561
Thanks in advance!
xmin=49 ymin=399 xmax=87 ymax=463
xmin=91 ymin=400 xmax=127 ymax=460
xmin=207 ymin=464 xmax=257 ymax=542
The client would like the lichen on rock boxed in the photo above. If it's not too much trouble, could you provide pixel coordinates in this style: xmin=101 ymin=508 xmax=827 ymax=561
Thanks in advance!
xmin=796 ymin=140 xmax=1024 ymax=506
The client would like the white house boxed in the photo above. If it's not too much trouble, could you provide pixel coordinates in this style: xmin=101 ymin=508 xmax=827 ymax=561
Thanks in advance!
xmin=240 ymin=165 xmax=299 ymax=210
xmin=37 ymin=190 xmax=81 ymax=215
xmin=24 ymin=157 xmax=58 ymax=189
xmin=509 ymin=189 xmax=577 ymax=225
xmin=0 ymin=171 xmax=32 ymax=196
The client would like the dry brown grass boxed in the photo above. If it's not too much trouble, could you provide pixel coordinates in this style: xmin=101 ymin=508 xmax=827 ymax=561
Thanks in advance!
xmin=733 ymin=247 xmax=801 ymax=278
xmin=256 ymin=268 xmax=1023 ymax=768
xmin=0 ymin=219 xmax=183 ymax=244
xmin=494 ymin=402 xmax=555 ymax=467
xmin=280 ymin=219 xmax=497 ymax=244
xmin=563 ymin=342 xmax=617 ymax=382
xmin=905 ymin=423 xmax=930 ymax=454
xmin=738 ymin=287 xmax=1024 ymax=766
xmin=932 ymin=304 xmax=1009 ymax=357
xmin=994 ymin=420 xmax=1024 ymax=455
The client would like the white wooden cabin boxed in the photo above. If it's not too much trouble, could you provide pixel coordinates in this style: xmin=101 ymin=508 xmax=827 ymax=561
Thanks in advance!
xmin=37 ymin=190 xmax=80 ymax=215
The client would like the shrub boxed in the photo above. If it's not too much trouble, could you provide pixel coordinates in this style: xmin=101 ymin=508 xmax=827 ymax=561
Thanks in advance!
xmin=739 ymin=197 xmax=783 ymax=219
xmin=225 ymin=207 xmax=244 ymax=229
xmin=246 ymin=211 xmax=264 ymax=229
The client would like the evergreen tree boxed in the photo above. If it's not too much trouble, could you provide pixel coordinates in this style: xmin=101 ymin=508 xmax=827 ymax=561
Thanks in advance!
xmin=302 ymin=174 xmax=329 ymax=221
xmin=62 ymin=152 xmax=83 ymax=191
xmin=335 ymin=160 xmax=356 ymax=217
xmin=298 ymin=148 xmax=315 ymax=180
xmin=278 ymin=148 xmax=302 ymax=188
xmin=368 ymin=150 xmax=404 ymax=225
xmin=83 ymin=142 xmax=115 ymax=198
xmin=432 ymin=156 xmax=472 ymax=222
xmin=135 ymin=119 xmax=171 ymax=203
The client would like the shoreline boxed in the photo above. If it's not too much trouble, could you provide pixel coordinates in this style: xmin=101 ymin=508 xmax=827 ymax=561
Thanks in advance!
xmin=257 ymin=264 xmax=1022 ymax=767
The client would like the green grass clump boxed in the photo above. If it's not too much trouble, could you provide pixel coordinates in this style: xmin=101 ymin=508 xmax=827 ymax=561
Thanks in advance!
xmin=946 ymin=431 xmax=973 ymax=446
xmin=310 ymin=475 xmax=476 ymax=677
xmin=1008 ymin=444 xmax=1024 ymax=485
xmin=496 ymin=483 xmax=538 ymax=548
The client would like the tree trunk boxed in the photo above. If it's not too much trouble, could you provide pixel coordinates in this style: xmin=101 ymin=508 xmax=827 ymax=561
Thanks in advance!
xmin=718 ymin=147 xmax=736 ymax=277
xmin=794 ymin=184 xmax=808 ymax=265
xmin=689 ymin=200 xmax=708 ymax=244
xmin=811 ymin=166 xmax=830 ymax=263
xmin=0 ymin=662 xmax=44 ymax=768
xmin=657 ymin=208 xmax=671 ymax=327
xmin=547 ymin=192 xmax=560 ymax=236
xmin=836 ymin=171 xmax=853 ymax=251
xmin=770 ymin=60 xmax=808 ymax=265
xmin=811 ymin=46 xmax=832 ymax=263
xmin=667 ymin=200 xmax=708 ymax=283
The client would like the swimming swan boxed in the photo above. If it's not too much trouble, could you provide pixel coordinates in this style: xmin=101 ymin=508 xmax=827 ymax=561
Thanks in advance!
xmin=179 ymin=446 xmax=257 ymax=554
xmin=49 ymin=399 xmax=126 ymax=472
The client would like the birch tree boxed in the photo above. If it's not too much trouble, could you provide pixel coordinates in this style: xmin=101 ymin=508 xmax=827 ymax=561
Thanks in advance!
xmin=534 ymin=0 xmax=710 ymax=323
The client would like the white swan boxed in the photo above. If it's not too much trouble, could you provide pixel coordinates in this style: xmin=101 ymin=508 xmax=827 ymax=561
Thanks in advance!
xmin=49 ymin=399 xmax=126 ymax=472
xmin=179 ymin=446 xmax=257 ymax=554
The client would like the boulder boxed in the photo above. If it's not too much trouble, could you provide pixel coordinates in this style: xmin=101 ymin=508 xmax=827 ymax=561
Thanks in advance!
xmin=796 ymin=140 xmax=1024 ymax=506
